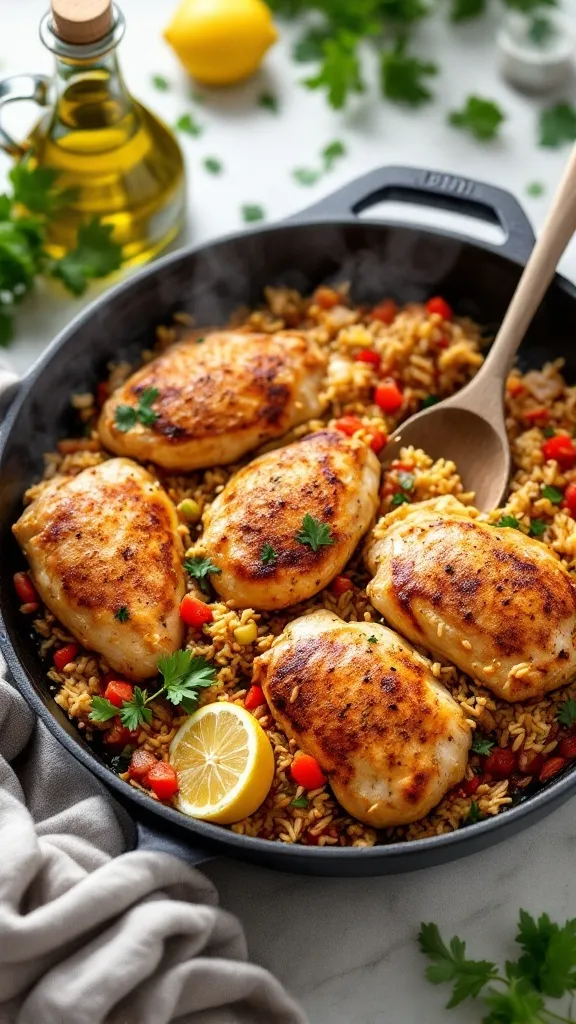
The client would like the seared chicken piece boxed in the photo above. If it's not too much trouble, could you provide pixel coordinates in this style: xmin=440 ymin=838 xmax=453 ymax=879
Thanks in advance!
xmin=253 ymin=610 xmax=470 ymax=827
xmin=13 ymin=458 xmax=185 ymax=680
xmin=98 ymin=330 xmax=328 ymax=471
xmin=365 ymin=495 xmax=576 ymax=702
xmin=202 ymin=430 xmax=380 ymax=610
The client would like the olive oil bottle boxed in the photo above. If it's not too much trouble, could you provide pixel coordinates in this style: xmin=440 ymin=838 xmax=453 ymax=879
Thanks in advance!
xmin=0 ymin=0 xmax=185 ymax=266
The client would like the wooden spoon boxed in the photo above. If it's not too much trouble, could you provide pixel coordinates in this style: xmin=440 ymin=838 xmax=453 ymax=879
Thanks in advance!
xmin=383 ymin=146 xmax=576 ymax=511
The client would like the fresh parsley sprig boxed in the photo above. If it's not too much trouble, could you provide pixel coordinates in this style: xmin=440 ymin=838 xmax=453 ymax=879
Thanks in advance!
xmin=115 ymin=387 xmax=159 ymax=432
xmin=557 ymin=698 xmax=576 ymax=728
xmin=296 ymin=513 xmax=334 ymax=552
xmin=184 ymin=556 xmax=221 ymax=593
xmin=89 ymin=649 xmax=216 ymax=729
xmin=449 ymin=95 xmax=506 ymax=140
xmin=261 ymin=543 xmax=278 ymax=566
xmin=471 ymin=733 xmax=494 ymax=755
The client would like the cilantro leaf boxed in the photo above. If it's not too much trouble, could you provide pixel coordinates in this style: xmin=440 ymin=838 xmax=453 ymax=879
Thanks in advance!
xmin=175 ymin=113 xmax=203 ymax=137
xmin=52 ymin=217 xmax=122 ymax=296
xmin=114 ymin=606 xmax=130 ymax=622
xmin=539 ymin=103 xmax=576 ymax=148
xmin=495 ymin=515 xmax=521 ymax=529
xmin=242 ymin=204 xmax=265 ymax=223
xmin=472 ymin=733 xmax=494 ymax=755
xmin=450 ymin=0 xmax=486 ymax=21
xmin=158 ymin=649 xmax=216 ymax=711
xmin=118 ymin=686 xmax=153 ymax=731
xmin=526 ymin=181 xmax=545 ymax=198
xmin=296 ymin=513 xmax=334 ymax=552
xmin=89 ymin=696 xmax=120 ymax=723
xmin=322 ymin=139 xmax=346 ymax=170
xmin=529 ymin=518 xmax=547 ymax=537
xmin=381 ymin=40 xmax=438 ymax=106
xmin=516 ymin=910 xmax=576 ymax=997
xmin=258 ymin=91 xmax=279 ymax=112
xmin=418 ymin=922 xmax=498 ymax=1007
xmin=261 ymin=542 xmax=278 ymax=565
xmin=391 ymin=492 xmax=410 ymax=506
xmin=151 ymin=74 xmax=170 ymax=91
xmin=449 ymin=96 xmax=505 ymax=140
xmin=203 ymin=157 xmax=223 ymax=175
xmin=114 ymin=405 xmax=138 ymax=432
xmin=542 ymin=484 xmax=563 ymax=504
xmin=293 ymin=168 xmax=321 ymax=186
xmin=184 ymin=556 xmax=222 ymax=593
xmin=557 ymin=698 xmax=576 ymax=728
xmin=293 ymin=26 xmax=331 ymax=62
xmin=397 ymin=471 xmax=415 ymax=491
xmin=304 ymin=32 xmax=365 ymax=110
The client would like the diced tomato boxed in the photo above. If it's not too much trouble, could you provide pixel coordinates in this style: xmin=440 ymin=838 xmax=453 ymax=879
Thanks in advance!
xmin=507 ymin=378 xmax=526 ymax=397
xmin=128 ymin=749 xmax=158 ymax=780
xmin=483 ymin=747 xmax=516 ymax=779
xmin=374 ymin=379 xmax=403 ymax=413
xmin=538 ymin=756 xmax=568 ymax=783
xmin=104 ymin=721 xmax=138 ymax=750
xmin=517 ymin=750 xmax=544 ymax=775
xmin=563 ymin=482 xmax=576 ymax=518
xmin=524 ymin=407 xmax=549 ymax=424
xmin=391 ymin=461 xmax=414 ymax=472
xmin=542 ymin=433 xmax=576 ymax=469
xmin=53 ymin=643 xmax=80 ymax=672
xmin=180 ymin=594 xmax=213 ymax=628
xmin=146 ymin=761 xmax=179 ymax=800
xmin=369 ymin=429 xmax=387 ymax=454
xmin=559 ymin=736 xmax=576 ymax=759
xmin=13 ymin=572 xmax=38 ymax=604
xmin=354 ymin=349 xmax=381 ymax=367
xmin=370 ymin=299 xmax=398 ymax=324
xmin=314 ymin=286 xmax=339 ymax=310
xmin=96 ymin=381 xmax=109 ymax=407
xmin=104 ymin=680 xmax=134 ymax=707
xmin=334 ymin=415 xmax=363 ymax=437
xmin=331 ymin=575 xmax=354 ymax=596
xmin=244 ymin=685 xmax=266 ymax=711
xmin=426 ymin=296 xmax=453 ymax=321
xmin=290 ymin=753 xmax=327 ymax=790
xmin=461 ymin=775 xmax=481 ymax=796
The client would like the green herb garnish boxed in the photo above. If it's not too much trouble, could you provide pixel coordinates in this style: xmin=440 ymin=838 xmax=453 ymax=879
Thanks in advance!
xmin=151 ymin=74 xmax=170 ymax=91
xmin=526 ymin=181 xmax=545 ymax=198
xmin=464 ymin=801 xmax=483 ymax=825
xmin=242 ymin=204 xmax=265 ymax=223
xmin=542 ymin=425 xmax=556 ymax=437
xmin=539 ymin=103 xmax=576 ymax=148
xmin=184 ymin=556 xmax=221 ymax=593
xmin=529 ymin=518 xmax=548 ymax=538
xmin=557 ymin=698 xmax=576 ymax=728
xmin=471 ymin=733 xmax=494 ymax=756
xmin=542 ymin=485 xmax=564 ymax=504
xmin=303 ymin=33 xmax=365 ymax=110
xmin=322 ymin=139 xmax=346 ymax=170
xmin=115 ymin=387 xmax=160 ymax=433
xmin=51 ymin=217 xmax=122 ymax=297
xmin=450 ymin=0 xmax=486 ymax=22
xmin=494 ymin=515 xmax=521 ymax=530
xmin=261 ymin=543 xmax=278 ymax=566
xmin=293 ymin=168 xmax=321 ymax=186
xmin=293 ymin=26 xmax=331 ymax=62
xmin=203 ymin=157 xmax=223 ymax=175
xmin=367 ymin=635 xmax=378 ymax=644
xmin=296 ymin=513 xmax=334 ymax=552
xmin=380 ymin=40 xmax=438 ymax=106
xmin=529 ymin=15 xmax=555 ymax=45
xmin=175 ymin=113 xmax=203 ymax=137
xmin=391 ymin=493 xmax=411 ymax=507
xmin=291 ymin=796 xmax=309 ymax=808
xmin=449 ymin=96 xmax=505 ymax=140
xmin=114 ymin=606 xmax=130 ymax=623
xmin=397 ymin=471 xmax=415 ymax=491
xmin=258 ymin=91 xmax=279 ymax=112
xmin=422 ymin=395 xmax=440 ymax=408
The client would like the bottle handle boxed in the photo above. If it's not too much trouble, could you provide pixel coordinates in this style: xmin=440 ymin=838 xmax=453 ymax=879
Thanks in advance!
xmin=0 ymin=74 xmax=52 ymax=158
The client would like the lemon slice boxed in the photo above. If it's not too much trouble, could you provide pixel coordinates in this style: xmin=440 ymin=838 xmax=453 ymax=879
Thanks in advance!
xmin=170 ymin=703 xmax=275 ymax=824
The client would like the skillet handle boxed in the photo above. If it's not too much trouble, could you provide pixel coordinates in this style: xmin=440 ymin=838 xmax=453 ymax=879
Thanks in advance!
xmin=286 ymin=165 xmax=535 ymax=264
xmin=134 ymin=818 xmax=213 ymax=866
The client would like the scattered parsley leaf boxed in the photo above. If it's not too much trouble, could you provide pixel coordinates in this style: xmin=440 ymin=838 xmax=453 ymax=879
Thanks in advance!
xmin=471 ymin=733 xmax=494 ymax=755
xmin=89 ymin=696 xmax=120 ymax=723
xmin=542 ymin=424 xmax=556 ymax=437
xmin=175 ymin=113 xmax=203 ymax=137
xmin=151 ymin=74 xmax=170 ymax=91
xmin=391 ymin=492 xmax=410 ymax=506
xmin=397 ymin=471 xmax=415 ymax=491
xmin=516 ymin=910 xmax=576 ymax=997
xmin=51 ymin=217 xmax=122 ymax=296
xmin=529 ymin=15 xmax=555 ymax=45
xmin=203 ymin=157 xmax=223 ymax=175
xmin=293 ymin=168 xmax=321 ymax=186
xmin=526 ymin=181 xmax=545 ymax=198
xmin=494 ymin=515 xmax=521 ymax=529
xmin=322 ymin=139 xmax=346 ymax=170
xmin=114 ymin=606 xmax=130 ymax=622
xmin=422 ymin=395 xmax=440 ymax=408
xmin=291 ymin=796 xmax=309 ymax=807
xmin=261 ymin=543 xmax=278 ymax=566
xmin=450 ymin=0 xmax=486 ymax=21
xmin=542 ymin=484 xmax=563 ymax=504
xmin=114 ymin=405 xmax=138 ymax=432
xmin=367 ymin=635 xmax=378 ymax=644
xmin=184 ymin=556 xmax=222 ymax=593
xmin=114 ymin=388 xmax=159 ymax=432
xmin=529 ymin=518 xmax=547 ymax=538
xmin=449 ymin=95 xmax=505 ymax=140
xmin=304 ymin=32 xmax=365 ymax=110
xmin=242 ymin=204 xmax=265 ymax=223
xmin=296 ymin=513 xmax=334 ymax=551
xmin=119 ymin=686 xmax=153 ymax=731
xmin=557 ymin=698 xmax=576 ymax=728
xmin=258 ymin=91 xmax=279 ymax=112
xmin=539 ymin=103 xmax=576 ymax=148
xmin=293 ymin=25 xmax=331 ymax=62
xmin=465 ymin=801 xmax=483 ymax=825
xmin=418 ymin=922 xmax=498 ymax=1007
xmin=158 ymin=650 xmax=216 ymax=711
xmin=381 ymin=40 xmax=438 ymax=106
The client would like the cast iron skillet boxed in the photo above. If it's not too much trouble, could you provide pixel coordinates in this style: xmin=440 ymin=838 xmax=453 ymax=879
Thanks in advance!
xmin=2 ymin=165 xmax=576 ymax=877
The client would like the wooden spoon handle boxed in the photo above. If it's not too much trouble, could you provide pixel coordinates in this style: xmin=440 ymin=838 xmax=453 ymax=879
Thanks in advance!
xmin=480 ymin=143 xmax=576 ymax=384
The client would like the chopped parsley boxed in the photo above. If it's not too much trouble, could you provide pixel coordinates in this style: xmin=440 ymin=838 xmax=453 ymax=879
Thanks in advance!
xmin=557 ymin=698 xmax=576 ymax=728
xmin=291 ymin=796 xmax=309 ymax=808
xmin=242 ymin=204 xmax=266 ymax=223
xmin=391 ymin=492 xmax=410 ymax=507
xmin=322 ymin=139 xmax=346 ymax=170
xmin=526 ymin=181 xmax=545 ymax=198
xmin=184 ymin=556 xmax=221 ymax=593
xmin=114 ymin=387 xmax=159 ymax=433
xmin=471 ymin=733 xmax=494 ymax=756
xmin=367 ymin=635 xmax=378 ymax=644
xmin=397 ymin=470 xmax=415 ymax=491
xmin=380 ymin=40 xmax=438 ymax=106
xmin=293 ymin=168 xmax=321 ymax=186
xmin=449 ymin=95 xmax=505 ymax=141
xmin=175 ymin=113 xmax=203 ymax=137
xmin=464 ymin=800 xmax=483 ymax=825
xmin=542 ymin=485 xmax=564 ymax=504
xmin=529 ymin=518 xmax=548 ymax=538
xmin=422 ymin=395 xmax=440 ymax=408
xmin=151 ymin=74 xmax=170 ymax=91
xmin=494 ymin=515 xmax=521 ymax=530
xmin=261 ymin=543 xmax=278 ymax=566
xmin=542 ymin=425 xmax=556 ymax=437
xmin=203 ymin=157 xmax=223 ymax=175
xmin=114 ymin=606 xmax=130 ymax=622
xmin=258 ymin=91 xmax=279 ymax=113
xmin=539 ymin=102 xmax=576 ymax=148
xmin=303 ymin=33 xmax=365 ymax=111
xmin=296 ymin=513 xmax=334 ymax=552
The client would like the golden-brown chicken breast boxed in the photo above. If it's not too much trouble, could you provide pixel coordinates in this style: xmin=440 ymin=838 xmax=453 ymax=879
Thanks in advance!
xmin=201 ymin=430 xmax=381 ymax=610
xmin=365 ymin=495 xmax=576 ymax=702
xmin=253 ymin=610 xmax=470 ymax=827
xmin=13 ymin=458 xmax=185 ymax=680
xmin=98 ymin=330 xmax=328 ymax=471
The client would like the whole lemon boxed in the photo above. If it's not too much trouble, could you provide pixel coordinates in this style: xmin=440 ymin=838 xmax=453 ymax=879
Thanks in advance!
xmin=164 ymin=0 xmax=278 ymax=86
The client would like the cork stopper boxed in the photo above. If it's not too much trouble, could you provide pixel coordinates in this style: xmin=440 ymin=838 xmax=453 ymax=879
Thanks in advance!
xmin=51 ymin=0 xmax=113 ymax=45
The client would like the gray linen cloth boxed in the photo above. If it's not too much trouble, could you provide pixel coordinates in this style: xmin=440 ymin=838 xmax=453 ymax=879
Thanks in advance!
xmin=0 ymin=661 xmax=307 ymax=1024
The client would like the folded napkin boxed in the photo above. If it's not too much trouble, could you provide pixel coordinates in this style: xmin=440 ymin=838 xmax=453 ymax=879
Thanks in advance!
xmin=0 ymin=661 xmax=307 ymax=1024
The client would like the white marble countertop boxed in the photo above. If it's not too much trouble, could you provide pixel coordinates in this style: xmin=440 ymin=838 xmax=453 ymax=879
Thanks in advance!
xmin=3 ymin=1 xmax=576 ymax=1020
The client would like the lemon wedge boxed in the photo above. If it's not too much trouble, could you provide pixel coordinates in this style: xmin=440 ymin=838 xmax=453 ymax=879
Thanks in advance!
xmin=164 ymin=0 xmax=278 ymax=87
xmin=170 ymin=702 xmax=275 ymax=823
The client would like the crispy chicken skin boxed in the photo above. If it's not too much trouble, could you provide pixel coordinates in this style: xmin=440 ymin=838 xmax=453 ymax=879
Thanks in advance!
xmin=202 ymin=430 xmax=381 ymax=610
xmin=98 ymin=330 xmax=328 ymax=471
xmin=13 ymin=458 xmax=186 ymax=680
xmin=253 ymin=610 xmax=471 ymax=827
xmin=365 ymin=495 xmax=576 ymax=702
